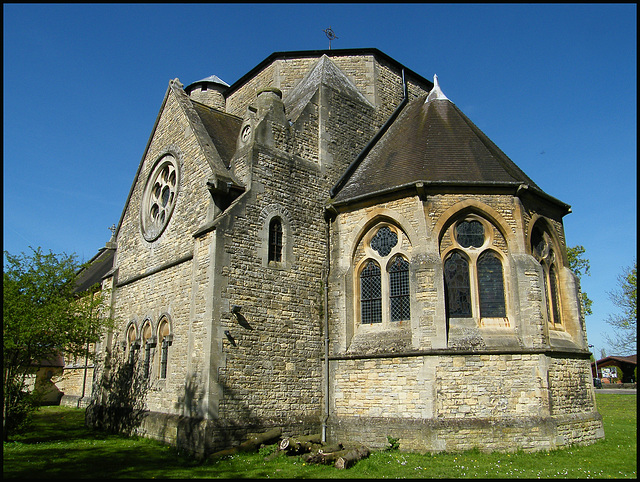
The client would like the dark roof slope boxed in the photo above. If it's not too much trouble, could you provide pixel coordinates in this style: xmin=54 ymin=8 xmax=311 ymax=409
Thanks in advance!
xmin=74 ymin=245 xmax=115 ymax=293
xmin=332 ymin=94 xmax=541 ymax=203
xmin=191 ymin=102 xmax=242 ymax=168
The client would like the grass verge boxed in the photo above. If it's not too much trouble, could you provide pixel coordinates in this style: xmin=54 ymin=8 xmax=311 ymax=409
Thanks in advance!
xmin=3 ymin=393 xmax=636 ymax=478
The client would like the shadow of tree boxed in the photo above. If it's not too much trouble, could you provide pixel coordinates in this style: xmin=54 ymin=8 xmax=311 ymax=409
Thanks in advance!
xmin=85 ymin=347 xmax=149 ymax=436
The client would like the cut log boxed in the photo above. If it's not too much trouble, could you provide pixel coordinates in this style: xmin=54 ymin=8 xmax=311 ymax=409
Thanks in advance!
xmin=279 ymin=435 xmax=323 ymax=455
xmin=209 ymin=427 xmax=282 ymax=460
xmin=335 ymin=445 xmax=370 ymax=469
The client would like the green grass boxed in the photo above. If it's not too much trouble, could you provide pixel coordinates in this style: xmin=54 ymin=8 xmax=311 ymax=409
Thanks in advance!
xmin=3 ymin=393 xmax=636 ymax=478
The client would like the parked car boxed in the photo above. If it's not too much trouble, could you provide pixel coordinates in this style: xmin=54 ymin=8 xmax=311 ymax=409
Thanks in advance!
xmin=593 ymin=378 xmax=602 ymax=389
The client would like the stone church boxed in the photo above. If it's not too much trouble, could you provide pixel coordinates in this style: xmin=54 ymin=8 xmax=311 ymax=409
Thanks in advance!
xmin=87 ymin=48 xmax=604 ymax=455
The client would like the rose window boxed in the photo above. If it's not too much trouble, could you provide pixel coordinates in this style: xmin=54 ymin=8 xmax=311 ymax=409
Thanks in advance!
xmin=141 ymin=155 xmax=180 ymax=241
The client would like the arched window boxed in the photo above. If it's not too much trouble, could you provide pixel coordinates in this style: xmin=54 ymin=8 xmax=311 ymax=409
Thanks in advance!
xmin=268 ymin=217 xmax=283 ymax=263
xmin=531 ymin=224 xmax=563 ymax=328
xmin=444 ymin=251 xmax=472 ymax=317
xmin=125 ymin=324 xmax=139 ymax=365
xmin=360 ymin=260 xmax=382 ymax=324
xmin=141 ymin=321 xmax=155 ymax=380
xmin=389 ymin=256 xmax=410 ymax=322
xmin=477 ymin=251 xmax=506 ymax=317
xmin=548 ymin=259 xmax=562 ymax=326
xmin=157 ymin=318 xmax=172 ymax=379
xmin=442 ymin=215 xmax=508 ymax=325
xmin=356 ymin=224 xmax=412 ymax=327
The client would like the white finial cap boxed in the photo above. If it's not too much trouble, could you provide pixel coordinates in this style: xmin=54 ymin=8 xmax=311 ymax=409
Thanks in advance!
xmin=426 ymin=74 xmax=449 ymax=102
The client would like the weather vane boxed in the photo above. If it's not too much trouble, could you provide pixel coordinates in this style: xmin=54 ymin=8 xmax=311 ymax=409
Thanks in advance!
xmin=323 ymin=26 xmax=338 ymax=50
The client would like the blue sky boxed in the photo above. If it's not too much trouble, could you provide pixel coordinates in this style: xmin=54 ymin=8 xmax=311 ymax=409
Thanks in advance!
xmin=3 ymin=4 xmax=636 ymax=358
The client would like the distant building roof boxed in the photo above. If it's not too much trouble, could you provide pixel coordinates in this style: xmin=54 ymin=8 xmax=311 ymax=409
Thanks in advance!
xmin=593 ymin=355 xmax=637 ymax=366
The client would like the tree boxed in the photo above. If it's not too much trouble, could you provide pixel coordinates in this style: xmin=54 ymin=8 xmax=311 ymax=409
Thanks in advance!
xmin=567 ymin=245 xmax=593 ymax=316
xmin=604 ymin=261 xmax=637 ymax=355
xmin=3 ymin=247 xmax=112 ymax=440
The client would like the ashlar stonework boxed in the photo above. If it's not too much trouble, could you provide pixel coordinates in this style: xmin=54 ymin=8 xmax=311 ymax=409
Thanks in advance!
xmin=86 ymin=49 xmax=604 ymax=456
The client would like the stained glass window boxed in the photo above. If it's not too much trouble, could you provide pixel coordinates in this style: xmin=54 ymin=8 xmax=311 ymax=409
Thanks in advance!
xmin=389 ymin=256 xmax=410 ymax=321
xmin=268 ymin=218 xmax=283 ymax=262
xmin=444 ymin=251 xmax=472 ymax=317
xmin=360 ymin=260 xmax=382 ymax=324
xmin=370 ymin=226 xmax=398 ymax=257
xmin=477 ymin=251 xmax=506 ymax=317
xmin=548 ymin=263 xmax=562 ymax=325
xmin=456 ymin=220 xmax=484 ymax=248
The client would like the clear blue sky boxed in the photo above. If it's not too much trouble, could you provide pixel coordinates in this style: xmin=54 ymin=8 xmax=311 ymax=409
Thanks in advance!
xmin=3 ymin=4 xmax=636 ymax=358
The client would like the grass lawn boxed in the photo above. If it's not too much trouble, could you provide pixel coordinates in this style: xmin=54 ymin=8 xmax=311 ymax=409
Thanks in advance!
xmin=3 ymin=393 xmax=636 ymax=478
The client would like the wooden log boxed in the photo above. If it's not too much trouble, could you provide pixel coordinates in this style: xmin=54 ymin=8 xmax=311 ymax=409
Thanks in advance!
xmin=279 ymin=435 xmax=323 ymax=455
xmin=304 ymin=448 xmax=350 ymax=465
xmin=209 ymin=427 xmax=282 ymax=460
xmin=335 ymin=445 xmax=370 ymax=469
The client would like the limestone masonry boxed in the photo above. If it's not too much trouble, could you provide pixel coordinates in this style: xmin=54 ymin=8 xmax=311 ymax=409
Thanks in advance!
xmin=86 ymin=49 xmax=604 ymax=455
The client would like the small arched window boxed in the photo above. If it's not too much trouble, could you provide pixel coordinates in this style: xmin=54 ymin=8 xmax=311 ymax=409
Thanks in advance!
xmin=360 ymin=260 xmax=382 ymax=324
xmin=125 ymin=324 xmax=139 ymax=365
xmin=157 ymin=318 xmax=172 ymax=379
xmin=268 ymin=217 xmax=283 ymax=263
xmin=141 ymin=321 xmax=155 ymax=380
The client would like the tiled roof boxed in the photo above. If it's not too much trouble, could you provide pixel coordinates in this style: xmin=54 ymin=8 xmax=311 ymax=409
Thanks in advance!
xmin=73 ymin=246 xmax=115 ymax=293
xmin=191 ymin=102 xmax=242 ymax=168
xmin=332 ymin=87 xmax=541 ymax=203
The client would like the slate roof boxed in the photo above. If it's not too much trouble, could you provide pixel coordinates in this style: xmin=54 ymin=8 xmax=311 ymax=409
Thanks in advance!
xmin=191 ymin=102 xmax=242 ymax=168
xmin=331 ymin=81 xmax=543 ymax=204
xmin=73 ymin=244 xmax=115 ymax=293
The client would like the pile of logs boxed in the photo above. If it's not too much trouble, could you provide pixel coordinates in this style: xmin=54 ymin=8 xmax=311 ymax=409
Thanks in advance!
xmin=208 ymin=430 xmax=370 ymax=469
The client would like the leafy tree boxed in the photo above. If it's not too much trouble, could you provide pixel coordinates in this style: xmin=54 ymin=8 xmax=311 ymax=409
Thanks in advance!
xmin=567 ymin=245 xmax=593 ymax=316
xmin=3 ymin=247 xmax=112 ymax=440
xmin=604 ymin=261 xmax=637 ymax=355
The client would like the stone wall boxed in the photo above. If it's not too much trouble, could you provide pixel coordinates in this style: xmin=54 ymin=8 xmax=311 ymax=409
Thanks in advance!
xmin=328 ymin=352 xmax=601 ymax=452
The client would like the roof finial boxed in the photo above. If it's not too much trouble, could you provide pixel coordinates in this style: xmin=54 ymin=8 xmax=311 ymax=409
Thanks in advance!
xmin=323 ymin=26 xmax=338 ymax=49
xmin=426 ymin=74 xmax=449 ymax=103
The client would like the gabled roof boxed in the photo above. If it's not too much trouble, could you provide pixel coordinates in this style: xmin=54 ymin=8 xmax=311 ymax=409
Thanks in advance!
xmin=285 ymin=55 xmax=373 ymax=122
xmin=331 ymin=77 xmax=543 ymax=204
xmin=593 ymin=355 xmax=637 ymax=366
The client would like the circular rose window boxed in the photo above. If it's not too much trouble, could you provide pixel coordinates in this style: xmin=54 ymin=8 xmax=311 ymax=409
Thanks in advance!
xmin=141 ymin=154 xmax=180 ymax=242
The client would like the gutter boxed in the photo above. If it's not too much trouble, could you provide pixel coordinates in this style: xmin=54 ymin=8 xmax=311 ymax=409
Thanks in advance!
xmin=329 ymin=68 xmax=410 ymax=198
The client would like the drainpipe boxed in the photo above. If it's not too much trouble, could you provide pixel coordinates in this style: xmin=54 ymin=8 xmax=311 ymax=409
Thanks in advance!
xmin=322 ymin=212 xmax=332 ymax=443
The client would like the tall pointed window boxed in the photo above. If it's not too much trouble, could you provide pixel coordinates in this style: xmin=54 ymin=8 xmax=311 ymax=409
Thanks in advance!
xmin=531 ymin=224 xmax=563 ymax=328
xmin=356 ymin=224 xmax=412 ymax=326
xmin=442 ymin=215 xmax=508 ymax=326
xmin=360 ymin=260 xmax=382 ymax=324
xmin=444 ymin=251 xmax=472 ymax=317
xmin=389 ymin=255 xmax=410 ymax=322
xmin=477 ymin=251 xmax=506 ymax=317
xmin=268 ymin=218 xmax=283 ymax=263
